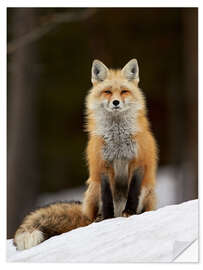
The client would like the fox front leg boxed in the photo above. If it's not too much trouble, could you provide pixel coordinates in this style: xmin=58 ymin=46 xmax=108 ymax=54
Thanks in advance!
xmin=122 ymin=169 xmax=142 ymax=217
xmin=100 ymin=174 xmax=114 ymax=220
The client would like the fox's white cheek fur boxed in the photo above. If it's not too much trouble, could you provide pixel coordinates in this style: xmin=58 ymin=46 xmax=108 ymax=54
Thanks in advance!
xmin=124 ymin=97 xmax=131 ymax=105
xmin=15 ymin=230 xmax=44 ymax=250
xmin=103 ymin=100 xmax=114 ymax=111
xmin=102 ymin=99 xmax=109 ymax=106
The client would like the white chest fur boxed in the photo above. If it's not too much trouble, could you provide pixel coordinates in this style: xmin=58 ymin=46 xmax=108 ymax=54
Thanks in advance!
xmin=94 ymin=110 xmax=137 ymax=162
xmin=102 ymin=119 xmax=137 ymax=162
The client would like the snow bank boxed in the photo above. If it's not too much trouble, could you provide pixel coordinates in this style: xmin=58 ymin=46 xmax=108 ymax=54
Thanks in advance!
xmin=7 ymin=199 xmax=198 ymax=263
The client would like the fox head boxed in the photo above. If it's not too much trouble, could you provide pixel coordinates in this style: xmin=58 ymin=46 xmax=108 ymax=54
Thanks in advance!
xmin=86 ymin=59 xmax=146 ymax=115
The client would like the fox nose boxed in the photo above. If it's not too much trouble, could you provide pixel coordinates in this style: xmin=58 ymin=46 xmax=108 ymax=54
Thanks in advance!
xmin=112 ymin=100 xmax=120 ymax=106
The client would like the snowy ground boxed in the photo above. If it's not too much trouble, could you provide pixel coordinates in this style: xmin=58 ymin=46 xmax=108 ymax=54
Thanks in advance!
xmin=7 ymin=166 xmax=198 ymax=262
xmin=7 ymin=200 xmax=198 ymax=262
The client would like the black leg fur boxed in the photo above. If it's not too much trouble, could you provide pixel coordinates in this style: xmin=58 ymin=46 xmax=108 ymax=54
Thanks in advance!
xmin=123 ymin=169 xmax=142 ymax=215
xmin=101 ymin=174 xmax=114 ymax=219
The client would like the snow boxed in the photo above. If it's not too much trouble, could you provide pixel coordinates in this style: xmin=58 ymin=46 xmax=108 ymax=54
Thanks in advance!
xmin=7 ymin=199 xmax=198 ymax=263
xmin=156 ymin=166 xmax=184 ymax=208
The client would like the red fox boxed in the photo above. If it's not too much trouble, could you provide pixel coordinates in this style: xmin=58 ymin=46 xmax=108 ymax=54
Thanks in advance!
xmin=14 ymin=59 xmax=158 ymax=250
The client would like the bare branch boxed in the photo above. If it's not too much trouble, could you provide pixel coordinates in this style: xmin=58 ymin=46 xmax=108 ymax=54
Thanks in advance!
xmin=7 ymin=8 xmax=97 ymax=55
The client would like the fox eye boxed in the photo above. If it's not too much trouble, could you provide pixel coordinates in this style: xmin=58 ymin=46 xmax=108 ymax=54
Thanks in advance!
xmin=121 ymin=90 xmax=128 ymax=94
xmin=104 ymin=90 xmax=112 ymax=94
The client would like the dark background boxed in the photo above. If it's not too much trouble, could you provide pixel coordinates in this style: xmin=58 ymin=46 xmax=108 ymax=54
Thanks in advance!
xmin=7 ymin=8 xmax=198 ymax=238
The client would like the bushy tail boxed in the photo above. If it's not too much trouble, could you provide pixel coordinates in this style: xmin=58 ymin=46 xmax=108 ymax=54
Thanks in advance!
xmin=14 ymin=201 xmax=92 ymax=250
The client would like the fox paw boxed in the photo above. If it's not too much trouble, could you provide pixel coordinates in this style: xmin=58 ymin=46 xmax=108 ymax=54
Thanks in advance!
xmin=122 ymin=209 xmax=136 ymax=217
xmin=14 ymin=230 xmax=44 ymax=250
xmin=94 ymin=215 xmax=104 ymax=222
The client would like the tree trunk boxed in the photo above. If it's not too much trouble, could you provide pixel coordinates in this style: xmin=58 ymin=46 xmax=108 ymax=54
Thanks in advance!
xmin=181 ymin=8 xmax=198 ymax=201
xmin=7 ymin=8 xmax=39 ymax=238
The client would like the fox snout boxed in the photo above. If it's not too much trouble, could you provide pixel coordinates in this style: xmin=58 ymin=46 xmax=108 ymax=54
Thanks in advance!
xmin=112 ymin=100 xmax=120 ymax=106
xmin=112 ymin=100 xmax=120 ymax=109
xmin=111 ymin=99 xmax=122 ymax=111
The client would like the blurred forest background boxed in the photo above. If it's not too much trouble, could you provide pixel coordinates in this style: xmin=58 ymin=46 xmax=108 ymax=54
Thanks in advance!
xmin=7 ymin=8 xmax=198 ymax=238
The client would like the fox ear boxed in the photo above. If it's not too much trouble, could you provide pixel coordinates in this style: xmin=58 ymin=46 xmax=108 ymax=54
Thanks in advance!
xmin=91 ymin=60 xmax=109 ymax=84
xmin=122 ymin=59 xmax=139 ymax=82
